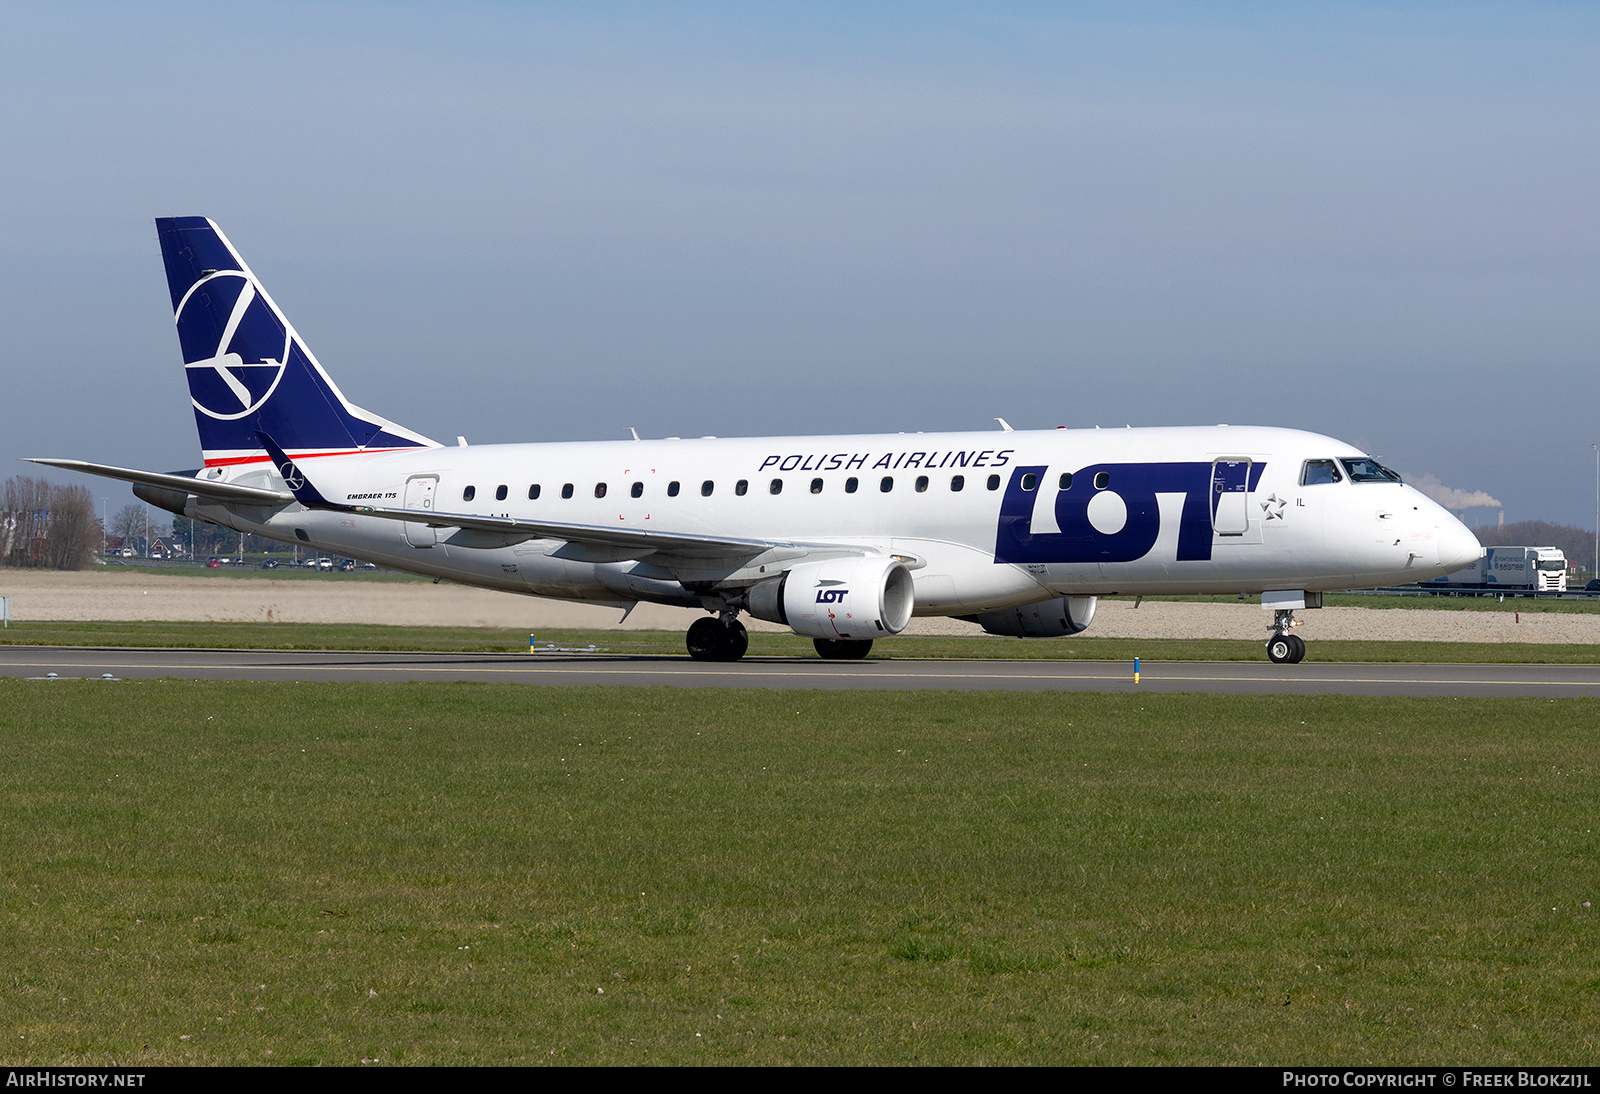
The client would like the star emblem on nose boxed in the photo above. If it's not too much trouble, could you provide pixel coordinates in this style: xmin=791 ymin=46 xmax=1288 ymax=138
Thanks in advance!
xmin=1261 ymin=492 xmax=1287 ymax=520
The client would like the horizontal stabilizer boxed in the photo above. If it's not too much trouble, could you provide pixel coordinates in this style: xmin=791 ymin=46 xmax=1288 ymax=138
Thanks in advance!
xmin=25 ymin=458 xmax=294 ymax=505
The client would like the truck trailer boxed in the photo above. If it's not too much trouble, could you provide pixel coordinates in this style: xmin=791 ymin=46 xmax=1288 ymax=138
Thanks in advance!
xmin=1425 ymin=545 xmax=1566 ymax=593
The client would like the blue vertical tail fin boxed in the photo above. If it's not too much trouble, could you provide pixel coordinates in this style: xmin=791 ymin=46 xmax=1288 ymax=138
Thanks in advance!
xmin=156 ymin=217 xmax=438 ymax=467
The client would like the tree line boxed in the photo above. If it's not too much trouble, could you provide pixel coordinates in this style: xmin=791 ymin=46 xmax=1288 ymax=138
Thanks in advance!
xmin=1 ymin=476 xmax=102 ymax=570
xmin=2 ymin=478 xmax=285 ymax=570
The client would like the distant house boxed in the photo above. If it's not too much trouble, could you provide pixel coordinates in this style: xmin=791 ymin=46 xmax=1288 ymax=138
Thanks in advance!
xmin=103 ymin=535 xmax=156 ymax=558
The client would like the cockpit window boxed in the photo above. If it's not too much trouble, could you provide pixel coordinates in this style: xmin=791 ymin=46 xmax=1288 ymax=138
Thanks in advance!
xmin=1300 ymin=459 xmax=1343 ymax=486
xmin=1339 ymin=457 xmax=1403 ymax=484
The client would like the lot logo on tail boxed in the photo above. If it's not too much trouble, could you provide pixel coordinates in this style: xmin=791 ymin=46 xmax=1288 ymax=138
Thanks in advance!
xmin=176 ymin=273 xmax=290 ymax=420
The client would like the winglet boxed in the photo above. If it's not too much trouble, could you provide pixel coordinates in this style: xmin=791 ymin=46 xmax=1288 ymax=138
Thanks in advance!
xmin=255 ymin=432 xmax=345 ymax=509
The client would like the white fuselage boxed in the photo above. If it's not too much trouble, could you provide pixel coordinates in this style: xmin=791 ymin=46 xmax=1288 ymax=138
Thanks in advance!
xmin=187 ymin=424 xmax=1482 ymax=616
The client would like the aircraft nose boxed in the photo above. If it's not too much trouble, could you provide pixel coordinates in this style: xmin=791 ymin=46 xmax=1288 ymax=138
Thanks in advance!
xmin=1436 ymin=513 xmax=1483 ymax=573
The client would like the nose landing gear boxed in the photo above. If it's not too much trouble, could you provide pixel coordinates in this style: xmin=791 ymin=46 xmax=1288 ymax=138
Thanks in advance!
xmin=1266 ymin=632 xmax=1305 ymax=664
xmin=686 ymin=615 xmax=750 ymax=662
xmin=1266 ymin=608 xmax=1306 ymax=664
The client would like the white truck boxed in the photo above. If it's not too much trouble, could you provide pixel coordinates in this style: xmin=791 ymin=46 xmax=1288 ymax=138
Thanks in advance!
xmin=1426 ymin=546 xmax=1566 ymax=593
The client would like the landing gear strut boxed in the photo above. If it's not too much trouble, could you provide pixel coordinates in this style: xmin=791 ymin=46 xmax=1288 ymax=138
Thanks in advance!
xmin=686 ymin=615 xmax=749 ymax=662
xmin=1266 ymin=608 xmax=1306 ymax=664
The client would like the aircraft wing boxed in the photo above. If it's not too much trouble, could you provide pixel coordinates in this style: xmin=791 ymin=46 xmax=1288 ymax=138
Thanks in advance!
xmin=25 ymin=458 xmax=295 ymax=505
xmin=345 ymin=502 xmax=818 ymax=558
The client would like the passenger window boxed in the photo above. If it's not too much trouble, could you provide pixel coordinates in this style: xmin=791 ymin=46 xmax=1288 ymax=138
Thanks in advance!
xmin=845 ymin=477 xmax=859 ymax=494
xmin=1094 ymin=472 xmax=1110 ymax=490
xmin=495 ymin=485 xmax=507 ymax=502
xmin=735 ymin=480 xmax=748 ymax=496
xmin=951 ymin=475 xmax=964 ymax=492
xmin=667 ymin=481 xmax=680 ymax=497
xmin=880 ymin=477 xmax=894 ymax=493
xmin=1059 ymin=473 xmax=1072 ymax=490
xmin=462 ymin=485 xmax=476 ymax=501
xmin=594 ymin=483 xmax=607 ymax=498
xmin=561 ymin=483 xmax=574 ymax=499
xmin=915 ymin=475 xmax=929 ymax=493
xmin=630 ymin=481 xmax=644 ymax=498
xmin=1301 ymin=459 xmax=1342 ymax=485
xmin=811 ymin=478 xmax=823 ymax=494
xmin=528 ymin=484 xmax=541 ymax=500
xmin=701 ymin=480 xmax=714 ymax=497
xmin=987 ymin=474 xmax=1000 ymax=491
xmin=1020 ymin=473 xmax=1037 ymax=492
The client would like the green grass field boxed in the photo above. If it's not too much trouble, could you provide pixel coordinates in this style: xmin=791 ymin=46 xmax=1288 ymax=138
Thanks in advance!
xmin=2 ymin=682 xmax=1596 ymax=1065
xmin=1 ymin=619 xmax=1598 ymax=663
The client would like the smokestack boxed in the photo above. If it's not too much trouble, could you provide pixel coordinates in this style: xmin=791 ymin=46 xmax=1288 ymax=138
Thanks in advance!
xmin=1498 ymin=509 xmax=1504 ymax=527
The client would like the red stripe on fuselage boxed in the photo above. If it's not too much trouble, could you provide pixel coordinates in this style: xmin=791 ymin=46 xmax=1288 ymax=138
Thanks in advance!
xmin=202 ymin=447 xmax=415 ymax=468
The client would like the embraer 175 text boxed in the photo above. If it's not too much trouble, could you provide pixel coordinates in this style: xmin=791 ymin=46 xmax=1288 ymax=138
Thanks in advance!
xmin=34 ymin=218 xmax=1484 ymax=664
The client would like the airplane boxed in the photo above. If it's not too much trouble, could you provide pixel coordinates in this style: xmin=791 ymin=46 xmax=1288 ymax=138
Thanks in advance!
xmin=31 ymin=217 xmax=1484 ymax=665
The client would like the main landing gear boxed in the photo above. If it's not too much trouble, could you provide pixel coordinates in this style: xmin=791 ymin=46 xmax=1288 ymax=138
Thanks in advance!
xmin=813 ymin=638 xmax=873 ymax=660
xmin=686 ymin=615 xmax=749 ymax=662
xmin=683 ymin=615 xmax=875 ymax=662
xmin=1266 ymin=608 xmax=1306 ymax=664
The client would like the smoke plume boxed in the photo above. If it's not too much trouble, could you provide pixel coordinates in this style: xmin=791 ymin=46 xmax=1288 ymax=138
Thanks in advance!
xmin=1406 ymin=472 xmax=1502 ymax=512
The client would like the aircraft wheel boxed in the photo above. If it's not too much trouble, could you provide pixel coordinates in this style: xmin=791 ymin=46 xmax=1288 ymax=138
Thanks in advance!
xmin=720 ymin=620 xmax=750 ymax=662
xmin=1286 ymin=634 xmax=1307 ymax=663
xmin=814 ymin=638 xmax=873 ymax=660
xmin=1266 ymin=634 xmax=1295 ymax=664
xmin=686 ymin=617 xmax=729 ymax=661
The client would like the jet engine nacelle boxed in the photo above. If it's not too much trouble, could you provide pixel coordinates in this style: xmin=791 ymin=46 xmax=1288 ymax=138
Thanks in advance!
xmin=746 ymin=556 xmax=915 ymax=640
xmin=970 ymin=596 xmax=1097 ymax=637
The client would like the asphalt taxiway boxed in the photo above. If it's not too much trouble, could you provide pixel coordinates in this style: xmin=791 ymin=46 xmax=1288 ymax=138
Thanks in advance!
xmin=1 ymin=646 xmax=1597 ymax=696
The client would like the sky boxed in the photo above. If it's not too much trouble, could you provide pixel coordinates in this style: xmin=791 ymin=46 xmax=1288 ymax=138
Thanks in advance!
xmin=2 ymin=1 xmax=1598 ymax=528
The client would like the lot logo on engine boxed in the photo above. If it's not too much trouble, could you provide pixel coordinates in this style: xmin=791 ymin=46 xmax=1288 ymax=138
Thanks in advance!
xmin=815 ymin=580 xmax=848 ymax=604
